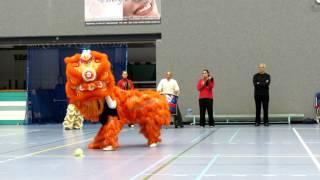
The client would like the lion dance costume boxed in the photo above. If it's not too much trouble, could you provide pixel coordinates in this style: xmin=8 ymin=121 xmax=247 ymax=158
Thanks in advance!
xmin=63 ymin=104 xmax=84 ymax=130
xmin=65 ymin=50 xmax=170 ymax=151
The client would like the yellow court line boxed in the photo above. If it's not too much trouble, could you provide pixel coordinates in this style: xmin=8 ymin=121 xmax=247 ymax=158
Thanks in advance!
xmin=0 ymin=138 xmax=93 ymax=164
xmin=0 ymin=129 xmax=130 ymax=164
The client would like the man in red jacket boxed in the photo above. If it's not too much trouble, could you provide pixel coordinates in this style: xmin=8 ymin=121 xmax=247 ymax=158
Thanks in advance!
xmin=117 ymin=71 xmax=135 ymax=127
xmin=197 ymin=69 xmax=215 ymax=127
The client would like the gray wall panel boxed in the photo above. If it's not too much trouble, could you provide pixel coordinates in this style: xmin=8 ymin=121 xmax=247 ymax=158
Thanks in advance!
xmin=1 ymin=0 xmax=320 ymax=118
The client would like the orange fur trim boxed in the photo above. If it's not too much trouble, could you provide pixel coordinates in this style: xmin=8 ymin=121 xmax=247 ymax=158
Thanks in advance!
xmin=88 ymin=116 xmax=123 ymax=149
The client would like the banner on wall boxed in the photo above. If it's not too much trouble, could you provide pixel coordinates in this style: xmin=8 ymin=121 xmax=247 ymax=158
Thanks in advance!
xmin=85 ymin=0 xmax=161 ymax=25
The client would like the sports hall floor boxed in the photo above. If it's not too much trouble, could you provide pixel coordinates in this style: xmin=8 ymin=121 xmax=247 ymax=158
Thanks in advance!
xmin=0 ymin=124 xmax=319 ymax=180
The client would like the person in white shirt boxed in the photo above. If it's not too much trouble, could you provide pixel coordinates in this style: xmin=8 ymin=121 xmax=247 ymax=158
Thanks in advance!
xmin=157 ymin=72 xmax=183 ymax=128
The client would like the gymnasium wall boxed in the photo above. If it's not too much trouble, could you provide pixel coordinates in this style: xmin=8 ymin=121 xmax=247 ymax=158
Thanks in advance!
xmin=1 ymin=0 xmax=320 ymax=118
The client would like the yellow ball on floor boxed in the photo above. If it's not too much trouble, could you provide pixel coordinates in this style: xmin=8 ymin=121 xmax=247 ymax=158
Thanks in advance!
xmin=74 ymin=148 xmax=84 ymax=157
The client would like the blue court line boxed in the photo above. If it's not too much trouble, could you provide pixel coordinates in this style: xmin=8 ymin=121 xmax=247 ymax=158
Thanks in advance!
xmin=195 ymin=154 xmax=221 ymax=180
xmin=228 ymin=128 xmax=240 ymax=144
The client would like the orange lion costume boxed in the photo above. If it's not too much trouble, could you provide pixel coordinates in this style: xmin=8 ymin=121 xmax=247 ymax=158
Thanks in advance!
xmin=65 ymin=50 xmax=170 ymax=151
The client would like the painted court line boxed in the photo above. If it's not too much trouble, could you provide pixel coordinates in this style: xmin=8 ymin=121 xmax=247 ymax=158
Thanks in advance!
xmin=0 ymin=138 xmax=92 ymax=164
xmin=0 ymin=130 xmax=98 ymax=156
xmin=129 ymin=154 xmax=172 ymax=180
xmin=292 ymin=128 xmax=320 ymax=172
xmin=191 ymin=130 xmax=214 ymax=143
xmin=262 ymin=174 xmax=277 ymax=177
xmin=195 ymin=154 xmax=220 ymax=180
xmin=291 ymin=174 xmax=307 ymax=176
xmin=228 ymin=128 xmax=240 ymax=144
xmin=232 ymin=174 xmax=247 ymax=177
xmin=221 ymin=155 xmax=310 ymax=158
xmin=0 ymin=129 xmax=130 ymax=163
xmin=142 ymin=129 xmax=218 ymax=180
xmin=306 ymin=142 xmax=320 ymax=144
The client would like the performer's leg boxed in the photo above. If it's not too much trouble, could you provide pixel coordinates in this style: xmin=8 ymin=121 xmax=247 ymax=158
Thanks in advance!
xmin=73 ymin=114 xmax=83 ymax=129
xmin=139 ymin=117 xmax=162 ymax=146
xmin=63 ymin=105 xmax=75 ymax=130
xmin=88 ymin=116 xmax=123 ymax=150
xmin=88 ymin=124 xmax=108 ymax=149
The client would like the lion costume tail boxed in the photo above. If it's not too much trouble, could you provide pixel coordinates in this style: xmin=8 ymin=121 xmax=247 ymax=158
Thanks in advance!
xmin=114 ymin=88 xmax=171 ymax=145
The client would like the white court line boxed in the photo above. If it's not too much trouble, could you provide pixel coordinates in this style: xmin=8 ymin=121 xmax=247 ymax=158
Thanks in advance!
xmin=211 ymin=142 xmax=221 ymax=144
xmin=262 ymin=174 xmax=277 ymax=177
xmin=221 ymin=155 xmax=310 ymax=158
xmin=195 ymin=154 xmax=220 ymax=180
xmin=143 ymin=173 xmax=190 ymax=177
xmin=129 ymin=154 xmax=172 ymax=180
xmin=204 ymin=174 xmax=217 ymax=176
xmin=173 ymin=174 xmax=188 ymax=177
xmin=232 ymin=174 xmax=247 ymax=177
xmin=228 ymin=129 xmax=240 ymax=144
xmin=306 ymin=142 xmax=320 ymax=144
xmin=292 ymin=128 xmax=320 ymax=172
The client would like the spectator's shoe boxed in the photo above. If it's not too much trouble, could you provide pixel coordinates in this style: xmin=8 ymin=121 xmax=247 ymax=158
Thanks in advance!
xmin=255 ymin=123 xmax=260 ymax=126
xmin=175 ymin=125 xmax=178 ymax=128
xmin=180 ymin=125 xmax=184 ymax=128
xmin=264 ymin=123 xmax=269 ymax=126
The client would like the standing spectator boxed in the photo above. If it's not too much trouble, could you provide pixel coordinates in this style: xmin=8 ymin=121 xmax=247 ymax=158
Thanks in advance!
xmin=253 ymin=63 xmax=271 ymax=126
xmin=157 ymin=72 xmax=184 ymax=128
xmin=118 ymin=71 xmax=134 ymax=90
xmin=117 ymin=71 xmax=135 ymax=127
xmin=197 ymin=69 xmax=215 ymax=127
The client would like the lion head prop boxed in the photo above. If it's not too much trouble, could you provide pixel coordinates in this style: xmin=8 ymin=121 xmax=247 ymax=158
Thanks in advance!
xmin=65 ymin=50 xmax=115 ymax=121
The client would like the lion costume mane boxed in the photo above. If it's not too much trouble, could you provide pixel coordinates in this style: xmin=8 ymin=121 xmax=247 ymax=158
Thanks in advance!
xmin=65 ymin=50 xmax=170 ymax=150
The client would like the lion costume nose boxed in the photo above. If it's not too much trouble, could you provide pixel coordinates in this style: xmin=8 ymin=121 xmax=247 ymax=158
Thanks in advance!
xmin=82 ymin=69 xmax=97 ymax=82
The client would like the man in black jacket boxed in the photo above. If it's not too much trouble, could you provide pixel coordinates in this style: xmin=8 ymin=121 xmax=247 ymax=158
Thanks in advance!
xmin=253 ymin=63 xmax=271 ymax=126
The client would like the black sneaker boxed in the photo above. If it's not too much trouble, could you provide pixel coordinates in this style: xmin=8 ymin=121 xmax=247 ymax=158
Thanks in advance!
xmin=255 ymin=123 xmax=260 ymax=126
xmin=264 ymin=123 xmax=269 ymax=126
